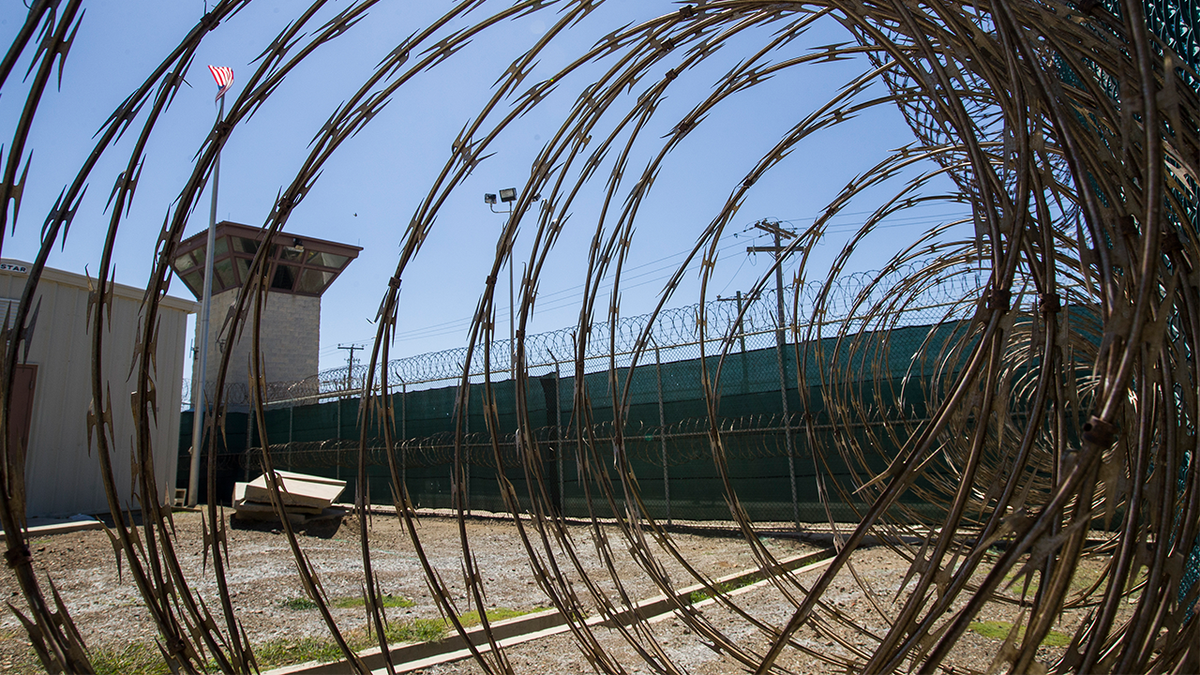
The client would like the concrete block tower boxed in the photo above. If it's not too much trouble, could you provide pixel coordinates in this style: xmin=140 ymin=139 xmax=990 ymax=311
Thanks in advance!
xmin=170 ymin=221 xmax=360 ymax=397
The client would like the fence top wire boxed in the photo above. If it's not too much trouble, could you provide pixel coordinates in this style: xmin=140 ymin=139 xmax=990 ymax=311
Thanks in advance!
xmin=188 ymin=261 xmax=1012 ymax=408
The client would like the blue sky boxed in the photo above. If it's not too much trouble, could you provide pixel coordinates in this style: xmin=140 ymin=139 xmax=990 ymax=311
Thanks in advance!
xmin=0 ymin=1 xmax=970 ymax=376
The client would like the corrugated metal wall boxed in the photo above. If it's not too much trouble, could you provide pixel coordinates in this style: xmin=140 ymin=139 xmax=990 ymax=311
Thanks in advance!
xmin=1 ymin=261 xmax=194 ymax=518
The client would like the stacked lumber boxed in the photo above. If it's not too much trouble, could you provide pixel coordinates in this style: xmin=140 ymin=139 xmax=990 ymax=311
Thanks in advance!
xmin=232 ymin=470 xmax=348 ymax=526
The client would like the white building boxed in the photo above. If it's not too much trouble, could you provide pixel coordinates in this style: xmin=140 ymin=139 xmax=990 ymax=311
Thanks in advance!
xmin=0 ymin=259 xmax=195 ymax=519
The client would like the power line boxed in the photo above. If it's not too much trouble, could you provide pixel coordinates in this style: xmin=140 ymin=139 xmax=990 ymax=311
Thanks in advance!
xmin=323 ymin=206 xmax=970 ymax=353
xmin=385 ymin=230 xmax=753 ymax=343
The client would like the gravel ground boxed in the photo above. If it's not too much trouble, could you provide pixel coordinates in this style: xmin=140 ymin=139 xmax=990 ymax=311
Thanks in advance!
xmin=0 ymin=509 xmax=1118 ymax=673
xmin=421 ymin=546 xmax=1107 ymax=675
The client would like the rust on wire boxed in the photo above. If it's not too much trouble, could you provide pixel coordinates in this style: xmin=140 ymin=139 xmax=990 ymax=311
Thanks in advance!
xmin=2 ymin=0 xmax=1199 ymax=673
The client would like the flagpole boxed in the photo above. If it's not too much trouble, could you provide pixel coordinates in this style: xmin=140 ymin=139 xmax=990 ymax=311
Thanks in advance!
xmin=188 ymin=94 xmax=224 ymax=507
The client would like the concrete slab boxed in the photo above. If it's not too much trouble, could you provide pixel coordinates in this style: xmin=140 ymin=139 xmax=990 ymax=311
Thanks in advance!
xmin=0 ymin=515 xmax=104 ymax=541
xmin=244 ymin=471 xmax=346 ymax=511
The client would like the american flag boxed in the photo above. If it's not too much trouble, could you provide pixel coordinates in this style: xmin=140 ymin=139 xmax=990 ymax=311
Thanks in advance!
xmin=208 ymin=65 xmax=234 ymax=101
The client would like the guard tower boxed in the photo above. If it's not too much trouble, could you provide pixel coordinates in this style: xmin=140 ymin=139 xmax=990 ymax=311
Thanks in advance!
xmin=170 ymin=221 xmax=361 ymax=393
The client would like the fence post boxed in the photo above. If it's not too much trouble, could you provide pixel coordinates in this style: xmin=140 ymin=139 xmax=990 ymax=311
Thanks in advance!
xmin=337 ymin=397 xmax=345 ymax=489
xmin=288 ymin=406 xmax=294 ymax=471
xmin=736 ymin=290 xmax=747 ymax=354
xmin=463 ymin=377 xmax=471 ymax=516
xmin=401 ymin=382 xmax=407 ymax=492
xmin=654 ymin=341 xmax=670 ymax=525
xmin=246 ymin=407 xmax=254 ymax=483
xmin=737 ymin=291 xmax=750 ymax=394
xmin=774 ymin=290 xmax=800 ymax=531
xmin=538 ymin=370 xmax=563 ymax=516
xmin=556 ymin=364 xmax=565 ymax=516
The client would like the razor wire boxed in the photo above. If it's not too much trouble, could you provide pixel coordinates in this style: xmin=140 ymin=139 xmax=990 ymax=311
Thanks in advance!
xmin=187 ymin=263 xmax=989 ymax=407
xmin=2 ymin=1 xmax=1199 ymax=674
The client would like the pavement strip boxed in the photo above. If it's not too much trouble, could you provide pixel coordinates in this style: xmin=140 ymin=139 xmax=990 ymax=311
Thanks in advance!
xmin=265 ymin=548 xmax=836 ymax=675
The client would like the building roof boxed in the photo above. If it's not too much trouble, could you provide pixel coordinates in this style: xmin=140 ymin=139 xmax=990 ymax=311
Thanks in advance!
xmin=0 ymin=259 xmax=198 ymax=314
xmin=169 ymin=221 xmax=362 ymax=299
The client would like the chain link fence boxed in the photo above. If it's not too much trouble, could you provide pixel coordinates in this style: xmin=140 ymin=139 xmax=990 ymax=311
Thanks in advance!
xmin=182 ymin=265 xmax=1083 ymax=523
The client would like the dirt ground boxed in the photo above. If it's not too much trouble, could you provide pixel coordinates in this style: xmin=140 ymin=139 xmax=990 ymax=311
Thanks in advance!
xmin=0 ymin=509 xmax=1115 ymax=674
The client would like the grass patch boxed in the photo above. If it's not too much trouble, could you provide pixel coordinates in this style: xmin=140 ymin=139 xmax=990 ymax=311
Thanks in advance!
xmin=90 ymin=606 xmax=541 ymax=672
xmin=281 ymin=593 xmax=414 ymax=611
xmin=373 ymin=606 xmax=544 ymax=651
xmin=968 ymin=620 xmax=1071 ymax=648
xmin=282 ymin=594 xmax=415 ymax=611
xmin=459 ymin=606 xmax=546 ymax=626
xmin=332 ymin=593 xmax=415 ymax=610
xmin=688 ymin=575 xmax=762 ymax=604
xmin=255 ymin=635 xmax=345 ymax=669
xmin=383 ymin=617 xmax=449 ymax=644
xmin=281 ymin=596 xmax=318 ymax=611
xmin=92 ymin=643 xmax=173 ymax=675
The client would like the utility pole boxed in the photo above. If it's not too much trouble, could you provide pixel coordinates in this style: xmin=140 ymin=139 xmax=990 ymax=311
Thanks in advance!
xmin=717 ymin=291 xmax=758 ymax=398
xmin=747 ymin=219 xmax=801 ymax=530
xmin=746 ymin=219 xmax=796 ymax=350
xmin=716 ymin=290 xmax=759 ymax=353
xmin=338 ymin=343 xmax=363 ymax=391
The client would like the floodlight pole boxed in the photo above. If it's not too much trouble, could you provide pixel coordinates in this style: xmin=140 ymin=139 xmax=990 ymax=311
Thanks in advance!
xmin=506 ymin=204 xmax=514 ymax=374
xmin=487 ymin=189 xmax=532 ymax=378
xmin=493 ymin=200 xmax=515 ymax=376
xmin=188 ymin=96 xmax=223 ymax=508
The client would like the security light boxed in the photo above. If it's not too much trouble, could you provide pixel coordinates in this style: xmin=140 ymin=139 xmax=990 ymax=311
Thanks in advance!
xmin=292 ymin=237 xmax=305 ymax=252
xmin=484 ymin=193 xmax=497 ymax=205
xmin=499 ymin=187 xmax=517 ymax=202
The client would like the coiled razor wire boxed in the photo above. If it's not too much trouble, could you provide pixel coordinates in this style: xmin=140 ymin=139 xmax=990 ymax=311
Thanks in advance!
xmin=188 ymin=268 xmax=982 ymax=407
xmin=1 ymin=1 xmax=1199 ymax=674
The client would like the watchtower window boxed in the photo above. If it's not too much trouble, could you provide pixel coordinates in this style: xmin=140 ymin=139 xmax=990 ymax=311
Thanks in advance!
xmin=168 ymin=221 xmax=360 ymax=300
xmin=271 ymin=264 xmax=299 ymax=291
xmin=297 ymin=269 xmax=335 ymax=294
xmin=232 ymin=237 xmax=260 ymax=254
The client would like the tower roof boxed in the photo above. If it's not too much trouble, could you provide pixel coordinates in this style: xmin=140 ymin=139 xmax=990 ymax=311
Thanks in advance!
xmin=170 ymin=221 xmax=361 ymax=299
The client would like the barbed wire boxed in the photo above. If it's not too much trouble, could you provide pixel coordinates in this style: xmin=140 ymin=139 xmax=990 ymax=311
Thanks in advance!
xmin=186 ymin=262 xmax=990 ymax=406
xmin=3 ymin=1 xmax=1199 ymax=674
